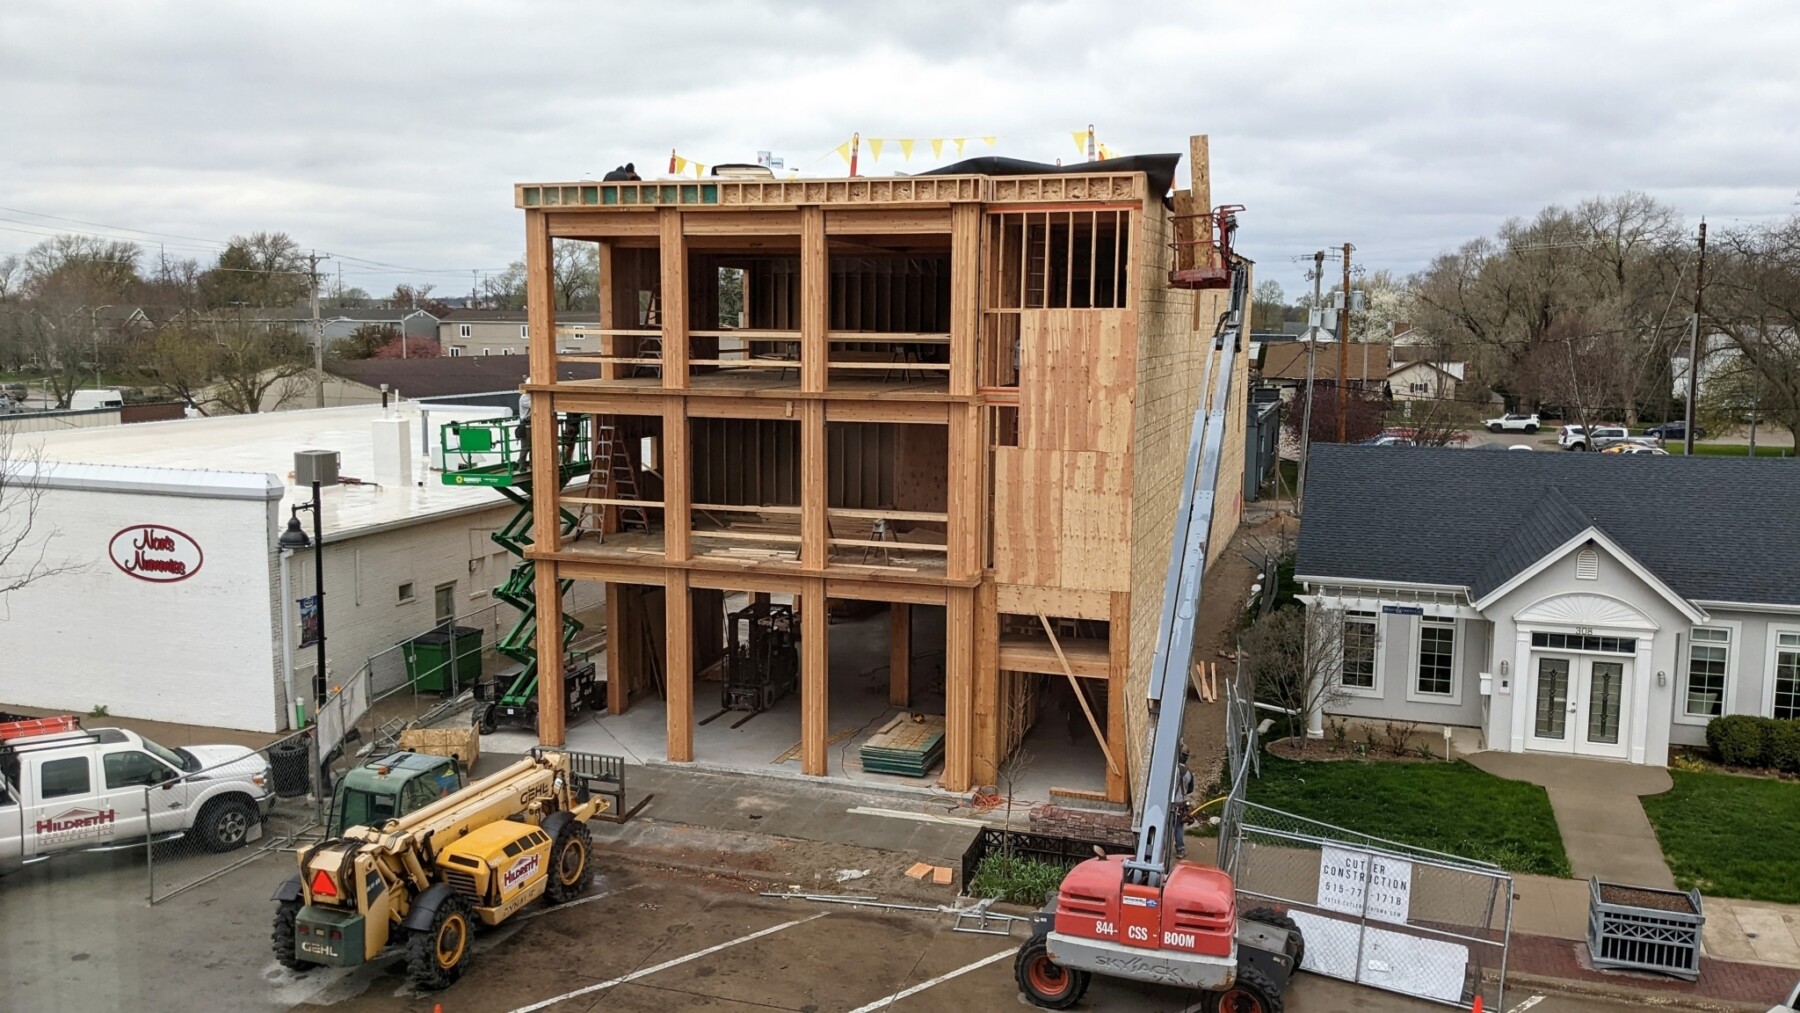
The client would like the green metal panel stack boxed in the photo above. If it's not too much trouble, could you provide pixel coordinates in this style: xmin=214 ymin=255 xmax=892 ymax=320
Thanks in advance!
xmin=859 ymin=714 xmax=946 ymax=778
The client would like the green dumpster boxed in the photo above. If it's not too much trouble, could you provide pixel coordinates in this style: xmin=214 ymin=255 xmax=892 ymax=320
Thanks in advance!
xmin=404 ymin=625 xmax=483 ymax=693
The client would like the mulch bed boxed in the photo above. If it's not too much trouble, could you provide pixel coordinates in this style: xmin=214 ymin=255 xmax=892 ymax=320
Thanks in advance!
xmin=1597 ymin=883 xmax=1698 ymax=914
xmin=1265 ymin=736 xmax=1442 ymax=764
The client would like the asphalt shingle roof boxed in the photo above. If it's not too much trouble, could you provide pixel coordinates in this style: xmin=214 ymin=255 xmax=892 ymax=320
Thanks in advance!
xmin=1295 ymin=445 xmax=1800 ymax=606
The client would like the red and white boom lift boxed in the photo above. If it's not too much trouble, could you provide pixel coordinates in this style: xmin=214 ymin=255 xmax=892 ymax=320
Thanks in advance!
xmin=1015 ymin=208 xmax=1305 ymax=1013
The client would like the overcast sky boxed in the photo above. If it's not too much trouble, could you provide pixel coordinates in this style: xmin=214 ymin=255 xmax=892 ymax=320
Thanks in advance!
xmin=3 ymin=0 xmax=1796 ymax=301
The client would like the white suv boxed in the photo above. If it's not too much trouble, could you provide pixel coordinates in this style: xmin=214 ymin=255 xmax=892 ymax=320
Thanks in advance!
xmin=1559 ymin=425 xmax=1628 ymax=451
xmin=1485 ymin=413 xmax=1541 ymax=433
xmin=0 ymin=718 xmax=275 ymax=868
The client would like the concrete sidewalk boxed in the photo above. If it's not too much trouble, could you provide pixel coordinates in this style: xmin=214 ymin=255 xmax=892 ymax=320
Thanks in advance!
xmin=1468 ymin=750 xmax=1677 ymax=888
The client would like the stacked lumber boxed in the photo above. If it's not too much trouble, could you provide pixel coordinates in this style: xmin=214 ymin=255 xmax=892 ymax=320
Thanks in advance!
xmin=860 ymin=713 xmax=945 ymax=777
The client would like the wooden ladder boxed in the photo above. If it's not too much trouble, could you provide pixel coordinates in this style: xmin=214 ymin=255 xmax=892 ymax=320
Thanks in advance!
xmin=595 ymin=420 xmax=651 ymax=539
xmin=632 ymin=289 xmax=663 ymax=378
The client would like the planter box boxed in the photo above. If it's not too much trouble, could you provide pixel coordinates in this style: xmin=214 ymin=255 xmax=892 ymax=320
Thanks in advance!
xmin=959 ymin=826 xmax=1133 ymax=895
xmin=1587 ymin=877 xmax=1704 ymax=980
xmin=398 ymin=725 xmax=480 ymax=770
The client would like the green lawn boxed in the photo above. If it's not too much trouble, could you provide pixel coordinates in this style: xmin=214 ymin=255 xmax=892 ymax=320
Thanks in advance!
xmin=1245 ymin=754 xmax=1572 ymax=876
xmin=1659 ymin=442 xmax=1791 ymax=458
xmin=1642 ymin=769 xmax=1800 ymax=903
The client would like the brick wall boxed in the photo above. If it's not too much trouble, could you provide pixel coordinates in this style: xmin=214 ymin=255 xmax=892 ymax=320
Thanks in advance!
xmin=1029 ymin=802 xmax=1136 ymax=847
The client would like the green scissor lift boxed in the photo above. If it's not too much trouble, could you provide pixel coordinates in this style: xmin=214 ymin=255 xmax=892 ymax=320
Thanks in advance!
xmin=440 ymin=416 xmax=604 ymax=734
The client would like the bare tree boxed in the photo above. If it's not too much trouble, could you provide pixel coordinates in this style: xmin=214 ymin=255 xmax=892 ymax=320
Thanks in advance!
xmin=1239 ymin=606 xmax=1348 ymax=754
xmin=553 ymin=242 xmax=599 ymax=311
xmin=1708 ymin=218 xmax=1800 ymax=440
xmin=133 ymin=315 xmax=312 ymax=415
xmin=0 ymin=429 xmax=79 ymax=597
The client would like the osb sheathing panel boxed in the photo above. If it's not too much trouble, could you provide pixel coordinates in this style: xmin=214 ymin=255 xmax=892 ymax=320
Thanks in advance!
xmin=992 ymin=448 xmax=1128 ymax=592
xmin=1017 ymin=310 xmax=1134 ymax=453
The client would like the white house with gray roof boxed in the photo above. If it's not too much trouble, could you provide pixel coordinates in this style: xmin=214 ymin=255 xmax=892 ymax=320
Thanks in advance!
xmin=1295 ymin=446 xmax=1800 ymax=766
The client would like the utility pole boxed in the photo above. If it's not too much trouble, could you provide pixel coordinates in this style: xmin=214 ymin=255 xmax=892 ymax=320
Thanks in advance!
xmin=1296 ymin=250 xmax=1325 ymax=515
xmin=1684 ymin=220 xmax=1706 ymax=456
xmin=1335 ymin=242 xmax=1354 ymax=443
xmin=308 ymin=251 xmax=329 ymax=409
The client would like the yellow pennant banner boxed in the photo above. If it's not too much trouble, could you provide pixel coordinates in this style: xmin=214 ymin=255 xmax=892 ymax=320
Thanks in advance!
xmin=869 ymin=138 xmax=885 ymax=162
xmin=835 ymin=140 xmax=852 ymax=164
xmin=930 ymin=138 xmax=944 ymax=159
xmin=673 ymin=155 xmax=688 ymax=174
xmin=898 ymin=138 xmax=915 ymax=160
xmin=1072 ymin=131 xmax=1088 ymax=155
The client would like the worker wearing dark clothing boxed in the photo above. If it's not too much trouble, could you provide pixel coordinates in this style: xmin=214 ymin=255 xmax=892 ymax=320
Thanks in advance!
xmin=602 ymin=163 xmax=641 ymax=181
xmin=559 ymin=415 xmax=582 ymax=463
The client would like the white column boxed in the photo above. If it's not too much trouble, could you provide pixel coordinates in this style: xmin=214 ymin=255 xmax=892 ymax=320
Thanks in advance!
xmin=1631 ymin=636 xmax=1656 ymax=765
xmin=1510 ymin=630 xmax=1532 ymax=752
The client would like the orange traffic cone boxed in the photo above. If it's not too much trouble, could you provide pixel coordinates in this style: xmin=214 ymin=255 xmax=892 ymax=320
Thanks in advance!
xmin=1471 ymin=997 xmax=1482 ymax=1013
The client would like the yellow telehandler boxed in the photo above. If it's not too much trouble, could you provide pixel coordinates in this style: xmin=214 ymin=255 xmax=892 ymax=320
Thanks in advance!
xmin=270 ymin=749 xmax=614 ymax=989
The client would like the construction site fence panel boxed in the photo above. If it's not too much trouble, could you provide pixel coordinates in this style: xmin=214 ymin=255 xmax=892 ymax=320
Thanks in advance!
xmin=959 ymin=826 xmax=1133 ymax=896
xmin=146 ymin=730 xmax=321 ymax=904
xmin=1221 ymin=800 xmax=1513 ymax=1010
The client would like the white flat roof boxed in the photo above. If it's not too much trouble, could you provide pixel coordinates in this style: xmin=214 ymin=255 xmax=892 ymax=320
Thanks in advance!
xmin=20 ymin=403 xmax=512 ymax=538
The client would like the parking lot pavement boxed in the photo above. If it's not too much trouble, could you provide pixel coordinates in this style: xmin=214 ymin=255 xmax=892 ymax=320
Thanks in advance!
xmin=2 ymin=846 xmax=1701 ymax=1013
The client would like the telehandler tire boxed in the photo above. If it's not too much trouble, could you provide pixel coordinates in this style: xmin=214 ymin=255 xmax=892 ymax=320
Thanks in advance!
xmin=270 ymin=901 xmax=311 ymax=972
xmin=1015 ymin=937 xmax=1088 ymax=1009
xmin=545 ymin=820 xmax=593 ymax=904
xmin=407 ymin=893 xmax=474 ymax=990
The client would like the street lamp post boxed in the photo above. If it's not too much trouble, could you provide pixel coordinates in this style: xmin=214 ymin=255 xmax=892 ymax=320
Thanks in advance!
xmin=278 ymin=462 xmax=332 ymax=795
xmin=89 ymin=304 xmax=112 ymax=389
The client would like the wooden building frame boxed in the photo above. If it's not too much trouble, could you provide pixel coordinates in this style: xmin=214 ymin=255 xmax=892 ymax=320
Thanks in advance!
xmin=519 ymin=135 xmax=1249 ymax=806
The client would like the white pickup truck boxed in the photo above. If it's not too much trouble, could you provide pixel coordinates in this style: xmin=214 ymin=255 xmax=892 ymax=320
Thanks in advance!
xmin=0 ymin=717 xmax=275 ymax=869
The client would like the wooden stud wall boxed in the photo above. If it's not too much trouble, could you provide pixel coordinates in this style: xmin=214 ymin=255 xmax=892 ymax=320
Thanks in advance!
xmin=690 ymin=418 xmax=800 ymax=506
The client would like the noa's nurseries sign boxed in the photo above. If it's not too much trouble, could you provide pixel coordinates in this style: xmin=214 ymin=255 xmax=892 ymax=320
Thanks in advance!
xmin=109 ymin=525 xmax=204 ymax=582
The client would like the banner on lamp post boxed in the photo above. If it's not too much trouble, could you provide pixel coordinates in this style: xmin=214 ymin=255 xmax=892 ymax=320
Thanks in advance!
xmin=297 ymin=594 xmax=322 ymax=649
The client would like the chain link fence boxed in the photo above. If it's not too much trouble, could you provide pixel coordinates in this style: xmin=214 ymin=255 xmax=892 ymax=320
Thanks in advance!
xmin=1220 ymin=798 xmax=1513 ymax=1008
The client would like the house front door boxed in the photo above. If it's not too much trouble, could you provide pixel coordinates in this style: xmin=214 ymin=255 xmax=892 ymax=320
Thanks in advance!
xmin=1525 ymin=654 xmax=1631 ymax=759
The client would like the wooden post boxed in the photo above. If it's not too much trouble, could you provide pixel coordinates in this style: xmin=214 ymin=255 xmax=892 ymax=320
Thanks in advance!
xmin=663 ymin=403 xmax=690 ymax=562
xmin=665 ymin=570 xmax=692 ymax=762
xmin=1038 ymin=614 xmax=1120 ymax=779
xmin=597 ymin=240 xmax=620 ymax=381
xmin=949 ymin=202 xmax=981 ymax=396
xmin=1107 ymin=591 xmax=1131 ymax=804
xmin=943 ymin=585 xmax=975 ymax=792
xmin=1189 ymin=135 xmax=1211 ymax=215
xmin=801 ymin=578 xmax=828 ymax=776
xmin=972 ymin=581 xmax=1000 ymax=788
xmin=526 ymin=210 xmax=557 ymax=381
xmin=945 ymin=405 xmax=981 ymax=580
xmin=605 ymin=583 xmax=627 ymax=715
xmin=801 ymin=399 xmax=827 ymax=568
xmin=800 ymin=206 xmax=828 ymax=394
xmin=534 ymin=562 xmax=566 ymax=746
xmin=660 ymin=209 xmax=688 ymax=389
xmin=888 ymin=603 xmax=911 ymax=707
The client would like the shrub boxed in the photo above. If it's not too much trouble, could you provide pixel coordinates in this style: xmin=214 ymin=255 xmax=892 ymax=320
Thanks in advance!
xmin=1707 ymin=715 xmax=1768 ymax=768
xmin=968 ymin=853 xmax=1068 ymax=907
xmin=1705 ymin=714 xmax=1800 ymax=771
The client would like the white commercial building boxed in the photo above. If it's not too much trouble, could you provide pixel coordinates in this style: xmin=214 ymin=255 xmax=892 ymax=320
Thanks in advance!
xmin=2 ymin=403 xmax=597 ymax=732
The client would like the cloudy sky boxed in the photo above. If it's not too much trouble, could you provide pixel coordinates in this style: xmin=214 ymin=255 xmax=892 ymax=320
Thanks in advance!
xmin=3 ymin=0 xmax=1796 ymax=300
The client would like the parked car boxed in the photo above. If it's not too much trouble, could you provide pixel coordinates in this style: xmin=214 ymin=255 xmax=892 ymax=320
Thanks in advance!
xmin=1767 ymin=980 xmax=1800 ymax=1013
xmin=1643 ymin=421 xmax=1707 ymax=440
xmin=1559 ymin=424 xmax=1629 ymax=451
xmin=1485 ymin=413 xmax=1541 ymax=433
xmin=0 ymin=382 xmax=27 ymax=401
xmin=0 ymin=715 xmax=275 ymax=869
xmin=1356 ymin=434 xmax=1414 ymax=447
xmin=1601 ymin=443 xmax=1669 ymax=455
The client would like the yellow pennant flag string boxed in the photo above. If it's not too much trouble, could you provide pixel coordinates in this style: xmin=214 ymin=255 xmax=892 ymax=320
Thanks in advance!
xmin=693 ymin=162 xmax=706 ymax=178
xmin=898 ymin=138 xmax=916 ymax=161
xmin=835 ymin=141 xmax=852 ymax=164
xmin=673 ymin=155 xmax=688 ymax=174
xmin=982 ymin=136 xmax=997 ymax=148
xmin=868 ymin=138 xmax=885 ymax=162
xmin=953 ymin=137 xmax=966 ymax=156
xmin=1071 ymin=131 xmax=1088 ymax=155
xmin=930 ymin=138 xmax=944 ymax=159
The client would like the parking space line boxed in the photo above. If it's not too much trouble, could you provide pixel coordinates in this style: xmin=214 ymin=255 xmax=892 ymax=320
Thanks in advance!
xmin=843 ymin=947 xmax=1018 ymax=1013
xmin=505 ymin=912 xmax=829 ymax=1013
xmin=1506 ymin=997 xmax=1546 ymax=1013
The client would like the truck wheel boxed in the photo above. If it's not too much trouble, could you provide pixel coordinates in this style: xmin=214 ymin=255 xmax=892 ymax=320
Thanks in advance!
xmin=406 ymin=893 xmax=474 ymax=990
xmin=270 ymin=901 xmax=311 ymax=972
xmin=1014 ymin=938 xmax=1088 ymax=1009
xmin=1525 ymin=424 xmax=1539 ymax=433
xmin=477 ymin=704 xmax=497 ymax=735
xmin=1488 ymin=424 xmax=1502 ymax=433
xmin=1242 ymin=906 xmax=1305 ymax=969
xmin=196 ymin=797 xmax=259 ymax=853
xmin=545 ymin=820 xmax=593 ymax=904
xmin=1211 ymin=963 xmax=1282 ymax=1013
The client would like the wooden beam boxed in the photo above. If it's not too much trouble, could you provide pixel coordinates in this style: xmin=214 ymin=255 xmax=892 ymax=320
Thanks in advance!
xmin=546 ymin=212 xmax=659 ymax=238
xmin=1038 ymin=613 xmax=1120 ymax=778
xmin=1189 ymin=135 xmax=1211 ymax=214
xmin=525 ymin=211 xmax=556 ymax=385
xmin=949 ymin=202 xmax=981 ymax=397
xmin=605 ymin=583 xmax=627 ymax=716
xmin=800 ymin=398 xmax=827 ymax=568
xmin=943 ymin=585 xmax=976 ymax=792
xmin=556 ymin=559 xmax=668 ymax=585
xmin=823 ymin=400 xmax=949 ymax=425
xmin=800 ymin=206 xmax=827 ymax=393
xmin=534 ymin=561 xmax=566 ymax=746
xmin=665 ymin=570 xmax=693 ymax=762
xmin=686 ymin=569 xmax=799 ymax=595
xmin=662 ymin=403 xmax=690 ymax=561
xmin=687 ymin=396 xmax=803 ymax=421
xmin=659 ymin=208 xmax=688 ymax=388
xmin=597 ymin=241 xmax=620 ymax=381
xmin=801 ymin=578 xmax=829 ymax=776
xmin=531 ymin=393 xmax=562 ymax=555
xmin=994 ymin=583 xmax=1113 ymax=621
xmin=889 ymin=603 xmax=911 ymax=707
xmin=823 ymin=578 xmax=948 ymax=605
xmin=1107 ymin=591 xmax=1131 ymax=804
